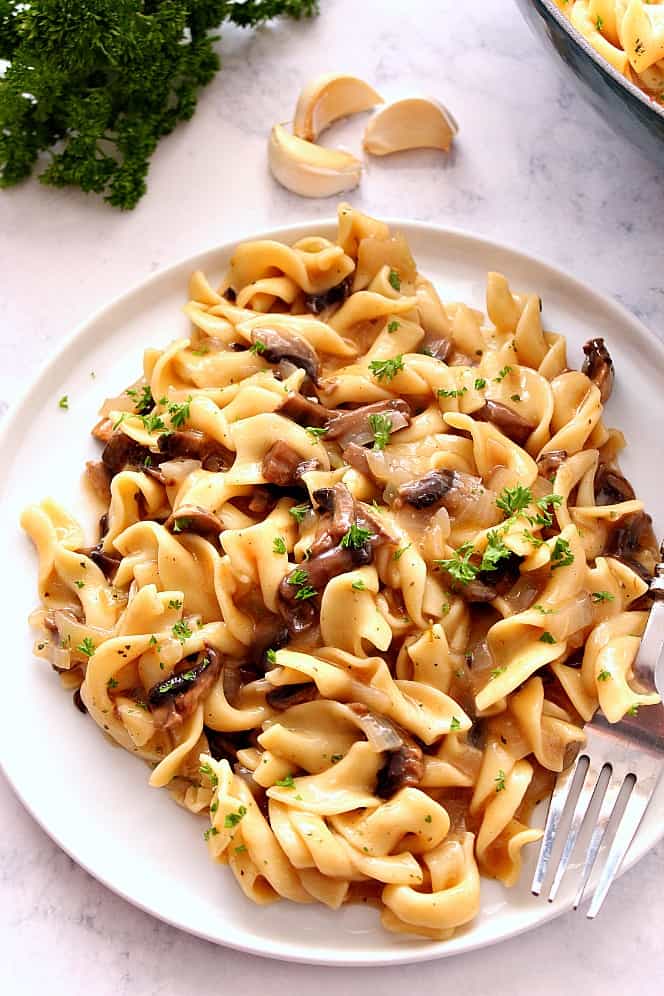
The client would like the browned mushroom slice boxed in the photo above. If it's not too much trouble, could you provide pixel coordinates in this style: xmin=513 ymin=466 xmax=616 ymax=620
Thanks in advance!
xmin=396 ymin=469 xmax=483 ymax=515
xmin=594 ymin=465 xmax=636 ymax=506
xmin=148 ymin=645 xmax=221 ymax=731
xmin=279 ymin=545 xmax=370 ymax=608
xmin=312 ymin=483 xmax=356 ymax=544
xmin=537 ymin=449 xmax=567 ymax=480
xmin=280 ymin=392 xmax=331 ymax=427
xmin=266 ymin=682 xmax=318 ymax=710
xmin=604 ymin=511 xmax=659 ymax=579
xmin=473 ymin=400 xmax=535 ymax=445
xmin=422 ymin=338 xmax=452 ymax=362
xmin=84 ymin=460 xmax=112 ymax=503
xmin=250 ymin=328 xmax=320 ymax=384
xmin=158 ymin=430 xmax=232 ymax=472
xmin=304 ymin=276 xmax=352 ymax=315
xmin=582 ymin=337 xmax=614 ymax=403
xmin=325 ymin=399 xmax=411 ymax=448
xmin=165 ymin=505 xmax=223 ymax=537
xmin=92 ymin=417 xmax=114 ymax=444
xmin=347 ymin=703 xmax=424 ymax=796
xmin=342 ymin=442 xmax=372 ymax=477
xmin=262 ymin=440 xmax=318 ymax=487
xmin=87 ymin=544 xmax=121 ymax=581
xmin=101 ymin=432 xmax=155 ymax=475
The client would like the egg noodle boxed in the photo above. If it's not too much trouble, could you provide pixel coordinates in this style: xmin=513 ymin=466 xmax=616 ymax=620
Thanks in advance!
xmin=22 ymin=206 xmax=660 ymax=940
xmin=555 ymin=0 xmax=664 ymax=99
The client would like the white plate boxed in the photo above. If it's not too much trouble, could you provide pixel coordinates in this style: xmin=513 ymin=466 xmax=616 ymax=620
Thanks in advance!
xmin=1 ymin=220 xmax=662 ymax=966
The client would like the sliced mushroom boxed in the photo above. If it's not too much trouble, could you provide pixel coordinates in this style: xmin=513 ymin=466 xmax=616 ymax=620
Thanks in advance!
xmin=594 ymin=465 xmax=635 ymax=506
xmin=396 ymin=469 xmax=483 ymax=515
xmin=280 ymin=392 xmax=332 ymax=427
xmin=101 ymin=432 xmax=153 ymax=475
xmin=311 ymin=482 xmax=357 ymax=554
xmin=304 ymin=276 xmax=352 ymax=316
xmin=92 ymin=417 xmax=114 ymax=444
xmin=325 ymin=399 xmax=411 ymax=448
xmin=148 ymin=645 xmax=221 ymax=731
xmin=473 ymin=400 xmax=535 ymax=445
xmin=268 ymin=123 xmax=362 ymax=198
xmin=87 ymin=544 xmax=121 ymax=582
xmin=262 ymin=440 xmax=318 ymax=487
xmin=266 ymin=682 xmax=318 ymax=710
xmin=293 ymin=73 xmax=384 ymax=142
xmin=250 ymin=327 xmax=320 ymax=384
xmin=84 ymin=460 xmax=112 ymax=503
xmin=422 ymin=337 xmax=452 ymax=362
xmin=279 ymin=546 xmax=370 ymax=608
xmin=604 ymin=511 xmax=659 ymax=579
xmin=164 ymin=505 xmax=223 ymax=537
xmin=342 ymin=441 xmax=372 ymax=477
xmin=363 ymin=97 xmax=458 ymax=156
xmin=347 ymin=704 xmax=424 ymax=796
xmin=582 ymin=337 xmax=614 ymax=403
xmin=537 ymin=449 xmax=567 ymax=480
xmin=158 ymin=430 xmax=232 ymax=472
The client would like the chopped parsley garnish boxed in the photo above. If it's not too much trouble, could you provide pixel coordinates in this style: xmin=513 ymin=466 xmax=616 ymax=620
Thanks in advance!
xmin=305 ymin=426 xmax=328 ymax=442
xmin=441 ymin=602 xmax=451 ymax=616
xmin=58 ymin=395 xmax=69 ymax=410
xmin=330 ymin=754 xmax=343 ymax=763
xmin=527 ymin=493 xmax=563 ymax=528
xmin=435 ymin=542 xmax=478 ymax=585
xmin=591 ymin=591 xmax=615 ymax=603
xmin=234 ymin=844 xmax=247 ymax=853
xmin=480 ymin=530 xmax=513 ymax=572
xmin=450 ymin=716 xmax=461 ymax=731
xmin=494 ymin=365 xmax=513 ymax=382
xmin=510 ymin=394 xmax=521 ymax=402
xmin=199 ymin=761 xmax=218 ymax=787
xmin=351 ymin=579 xmax=367 ymax=591
xmin=496 ymin=484 xmax=532 ymax=516
xmin=140 ymin=412 xmax=167 ymax=433
xmin=76 ymin=637 xmax=96 ymax=658
xmin=210 ymin=800 xmax=218 ymax=813
xmin=550 ymin=536 xmax=574 ymax=570
xmin=266 ymin=648 xmax=278 ymax=665
xmin=597 ymin=669 xmax=611 ymax=682
xmin=73 ymin=580 xmax=85 ymax=589
xmin=595 ymin=14 xmax=603 ymax=31
xmin=424 ymin=814 xmax=432 ymax=823
xmin=533 ymin=604 xmax=554 ymax=614
xmin=369 ymin=355 xmax=404 ymax=382
xmin=522 ymin=529 xmax=544 ymax=548
xmin=340 ymin=523 xmax=374 ymax=550
xmin=224 ymin=806 xmax=247 ymax=828
xmin=539 ymin=631 xmax=556 ymax=644
xmin=172 ymin=620 xmax=192 ymax=643
xmin=148 ymin=635 xmax=158 ymax=647
xmin=295 ymin=586 xmax=317 ymax=601
xmin=287 ymin=567 xmax=318 ymax=601
xmin=627 ymin=704 xmax=639 ymax=716
xmin=289 ymin=503 xmax=310 ymax=523
xmin=250 ymin=339 xmax=266 ymax=355
xmin=107 ymin=677 xmax=119 ymax=689
xmin=168 ymin=599 xmax=183 ymax=609
xmin=490 ymin=665 xmax=507 ymax=679
xmin=172 ymin=517 xmax=193 ymax=533
xmin=368 ymin=412 xmax=393 ymax=449
xmin=495 ymin=770 xmax=506 ymax=792
xmin=393 ymin=543 xmax=412 ymax=561
xmin=191 ymin=346 xmax=209 ymax=356
xmin=167 ymin=396 xmax=192 ymax=428
xmin=438 ymin=386 xmax=468 ymax=399
xmin=126 ymin=384 xmax=154 ymax=415
xmin=387 ymin=320 xmax=400 ymax=333
xmin=273 ymin=536 xmax=287 ymax=555
xmin=288 ymin=568 xmax=309 ymax=586
xmin=388 ymin=268 xmax=401 ymax=291
xmin=203 ymin=826 xmax=219 ymax=841
xmin=275 ymin=774 xmax=295 ymax=788
xmin=474 ymin=378 xmax=487 ymax=390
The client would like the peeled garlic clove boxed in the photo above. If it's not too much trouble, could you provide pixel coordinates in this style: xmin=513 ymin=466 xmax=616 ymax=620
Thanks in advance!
xmin=293 ymin=73 xmax=384 ymax=141
xmin=363 ymin=98 xmax=458 ymax=156
xmin=268 ymin=124 xmax=362 ymax=198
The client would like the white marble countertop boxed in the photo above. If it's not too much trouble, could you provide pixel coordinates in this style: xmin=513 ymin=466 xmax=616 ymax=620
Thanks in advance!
xmin=1 ymin=1 xmax=663 ymax=992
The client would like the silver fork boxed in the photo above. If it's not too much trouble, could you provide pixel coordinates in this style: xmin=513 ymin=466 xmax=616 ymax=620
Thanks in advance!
xmin=531 ymin=556 xmax=664 ymax=917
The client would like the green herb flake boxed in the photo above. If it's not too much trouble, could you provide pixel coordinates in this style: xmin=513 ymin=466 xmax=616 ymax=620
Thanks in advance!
xmin=330 ymin=754 xmax=343 ymax=763
xmin=627 ymin=704 xmax=639 ymax=716
xmin=496 ymin=484 xmax=532 ymax=517
xmin=199 ymin=761 xmax=218 ymax=787
xmin=305 ymin=426 xmax=328 ymax=442
xmin=351 ymin=579 xmax=367 ymax=591
xmin=234 ymin=844 xmax=247 ymax=853
xmin=450 ymin=716 xmax=461 ymax=731
xmin=510 ymin=394 xmax=521 ymax=402
xmin=438 ymin=386 xmax=468 ymax=399
xmin=368 ymin=412 xmax=393 ymax=450
xmin=250 ymin=339 xmax=266 ymax=355
xmin=203 ymin=826 xmax=219 ymax=841
xmin=340 ymin=523 xmax=374 ymax=550
xmin=539 ymin=631 xmax=556 ymax=644
xmin=387 ymin=320 xmax=400 ymax=334
xmin=275 ymin=774 xmax=295 ymax=789
xmin=388 ymin=269 xmax=401 ymax=291
xmin=393 ymin=543 xmax=412 ymax=562
xmin=76 ymin=637 xmax=96 ymax=658
xmin=168 ymin=599 xmax=183 ymax=610
xmin=550 ymin=536 xmax=574 ymax=570
xmin=140 ymin=412 xmax=167 ymax=434
xmin=272 ymin=536 xmax=287 ymax=555
xmin=533 ymin=604 xmax=554 ymax=614
xmin=224 ymin=806 xmax=247 ymax=829
xmin=424 ymin=814 xmax=433 ymax=823
xmin=172 ymin=620 xmax=192 ymax=643
xmin=591 ymin=591 xmax=615 ymax=603
xmin=289 ymin=503 xmax=310 ymax=523
xmin=167 ymin=396 xmax=192 ymax=428
xmin=172 ymin=517 xmax=192 ymax=534
xmin=73 ymin=580 xmax=85 ymax=589
xmin=480 ymin=530 xmax=513 ymax=572
xmin=495 ymin=769 xmax=506 ymax=792
xmin=435 ymin=543 xmax=478 ymax=585
xmin=107 ymin=677 xmax=119 ymax=689
xmin=58 ymin=395 xmax=69 ymax=410
xmin=494 ymin=365 xmax=513 ymax=382
xmin=490 ymin=665 xmax=507 ymax=680
xmin=474 ymin=378 xmax=487 ymax=390
xmin=369 ymin=355 xmax=404 ymax=382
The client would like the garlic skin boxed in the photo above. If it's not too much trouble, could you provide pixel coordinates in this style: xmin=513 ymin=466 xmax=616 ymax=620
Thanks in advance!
xmin=268 ymin=124 xmax=362 ymax=198
xmin=363 ymin=98 xmax=459 ymax=156
xmin=293 ymin=73 xmax=384 ymax=142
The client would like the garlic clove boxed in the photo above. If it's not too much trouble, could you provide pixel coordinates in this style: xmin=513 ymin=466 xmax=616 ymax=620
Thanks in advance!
xmin=268 ymin=124 xmax=362 ymax=198
xmin=293 ymin=73 xmax=384 ymax=141
xmin=363 ymin=98 xmax=458 ymax=156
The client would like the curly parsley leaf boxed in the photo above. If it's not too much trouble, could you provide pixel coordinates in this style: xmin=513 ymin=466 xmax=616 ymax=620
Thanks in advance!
xmin=369 ymin=355 xmax=404 ymax=382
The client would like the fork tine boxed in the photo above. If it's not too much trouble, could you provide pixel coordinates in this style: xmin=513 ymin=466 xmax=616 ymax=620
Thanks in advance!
xmin=531 ymin=756 xmax=582 ymax=896
xmin=585 ymin=777 xmax=653 ymax=919
xmin=548 ymin=760 xmax=606 ymax=903
xmin=572 ymin=766 xmax=625 ymax=910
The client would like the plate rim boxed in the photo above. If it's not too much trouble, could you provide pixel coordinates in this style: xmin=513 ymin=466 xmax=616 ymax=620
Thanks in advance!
xmin=2 ymin=216 xmax=663 ymax=966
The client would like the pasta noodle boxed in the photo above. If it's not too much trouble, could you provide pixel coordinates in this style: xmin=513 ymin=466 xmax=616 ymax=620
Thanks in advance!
xmin=22 ymin=205 xmax=661 ymax=941
xmin=555 ymin=0 xmax=664 ymax=103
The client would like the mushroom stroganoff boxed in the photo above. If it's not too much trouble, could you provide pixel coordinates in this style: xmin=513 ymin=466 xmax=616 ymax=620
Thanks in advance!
xmin=22 ymin=206 xmax=661 ymax=940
